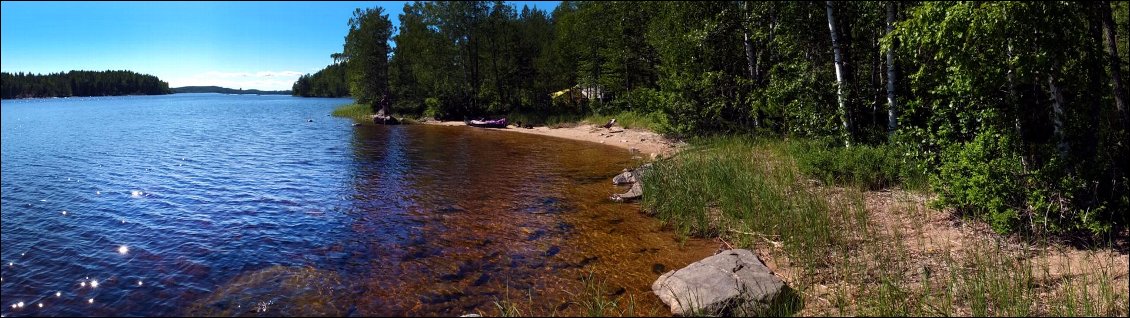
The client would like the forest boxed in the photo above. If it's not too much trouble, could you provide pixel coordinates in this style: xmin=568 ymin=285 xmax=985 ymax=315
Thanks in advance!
xmin=296 ymin=1 xmax=1129 ymax=238
xmin=1 ymin=70 xmax=172 ymax=99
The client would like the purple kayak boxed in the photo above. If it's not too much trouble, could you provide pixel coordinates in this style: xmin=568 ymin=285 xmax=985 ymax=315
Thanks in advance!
xmin=466 ymin=118 xmax=508 ymax=128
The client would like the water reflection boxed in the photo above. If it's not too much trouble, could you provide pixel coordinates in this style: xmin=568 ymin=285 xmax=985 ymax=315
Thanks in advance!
xmin=2 ymin=95 xmax=715 ymax=317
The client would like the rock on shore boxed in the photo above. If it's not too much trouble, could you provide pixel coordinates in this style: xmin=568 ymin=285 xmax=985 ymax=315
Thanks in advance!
xmin=651 ymin=249 xmax=796 ymax=316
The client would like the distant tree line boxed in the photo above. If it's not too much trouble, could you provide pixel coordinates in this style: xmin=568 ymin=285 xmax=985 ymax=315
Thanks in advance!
xmin=173 ymin=86 xmax=291 ymax=95
xmin=302 ymin=1 xmax=1128 ymax=237
xmin=291 ymin=59 xmax=349 ymax=97
xmin=1 ymin=70 xmax=172 ymax=99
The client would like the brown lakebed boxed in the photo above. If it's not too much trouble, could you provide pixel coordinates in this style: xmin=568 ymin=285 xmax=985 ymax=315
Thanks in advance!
xmin=190 ymin=124 xmax=716 ymax=316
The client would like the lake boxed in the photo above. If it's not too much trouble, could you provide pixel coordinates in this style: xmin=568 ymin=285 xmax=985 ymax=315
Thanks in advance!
xmin=0 ymin=94 xmax=714 ymax=316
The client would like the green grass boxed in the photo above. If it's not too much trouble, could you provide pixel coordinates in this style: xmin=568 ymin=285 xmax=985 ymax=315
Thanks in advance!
xmin=331 ymin=103 xmax=374 ymax=121
xmin=787 ymin=138 xmax=927 ymax=191
xmin=504 ymin=111 xmax=586 ymax=128
xmin=331 ymin=103 xmax=419 ymax=124
xmin=635 ymin=135 xmax=1126 ymax=317
xmin=582 ymin=111 xmax=664 ymax=132
xmin=641 ymin=137 xmax=841 ymax=269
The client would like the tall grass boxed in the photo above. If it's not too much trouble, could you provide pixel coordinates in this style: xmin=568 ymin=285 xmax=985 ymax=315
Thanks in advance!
xmin=641 ymin=137 xmax=841 ymax=270
xmin=582 ymin=111 xmax=664 ymax=131
xmin=636 ymin=135 xmax=1126 ymax=317
xmin=502 ymin=111 xmax=586 ymax=128
xmin=485 ymin=272 xmax=644 ymax=317
xmin=787 ymin=138 xmax=927 ymax=191
xmin=331 ymin=103 xmax=419 ymax=124
xmin=331 ymin=103 xmax=373 ymax=121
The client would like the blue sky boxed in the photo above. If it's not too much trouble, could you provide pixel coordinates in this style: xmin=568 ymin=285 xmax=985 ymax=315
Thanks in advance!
xmin=1 ymin=1 xmax=560 ymax=91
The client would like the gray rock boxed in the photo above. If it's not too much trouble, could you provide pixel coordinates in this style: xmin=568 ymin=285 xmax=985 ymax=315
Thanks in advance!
xmin=612 ymin=169 xmax=634 ymax=185
xmin=610 ymin=182 xmax=643 ymax=202
xmin=651 ymin=249 xmax=796 ymax=316
xmin=612 ymin=163 xmax=653 ymax=185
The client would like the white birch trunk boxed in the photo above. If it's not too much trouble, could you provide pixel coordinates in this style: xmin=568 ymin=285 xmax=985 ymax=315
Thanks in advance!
xmin=827 ymin=1 xmax=852 ymax=146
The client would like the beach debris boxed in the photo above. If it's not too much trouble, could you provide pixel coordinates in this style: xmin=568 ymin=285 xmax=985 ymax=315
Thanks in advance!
xmin=601 ymin=118 xmax=617 ymax=129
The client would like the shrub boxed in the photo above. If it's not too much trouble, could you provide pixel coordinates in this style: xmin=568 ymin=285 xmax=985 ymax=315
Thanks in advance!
xmin=931 ymin=131 xmax=1027 ymax=234
xmin=423 ymin=97 xmax=443 ymax=119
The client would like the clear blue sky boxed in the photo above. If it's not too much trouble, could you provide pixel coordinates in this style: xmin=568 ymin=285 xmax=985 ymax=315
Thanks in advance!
xmin=1 ymin=1 xmax=560 ymax=91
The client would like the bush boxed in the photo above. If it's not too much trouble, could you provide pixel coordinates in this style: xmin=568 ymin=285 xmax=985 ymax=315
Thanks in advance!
xmin=423 ymin=97 xmax=443 ymax=119
xmin=930 ymin=130 xmax=1125 ymax=237
xmin=932 ymin=131 xmax=1027 ymax=233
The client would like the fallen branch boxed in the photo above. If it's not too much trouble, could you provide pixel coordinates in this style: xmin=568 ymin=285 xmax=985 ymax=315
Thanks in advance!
xmin=727 ymin=228 xmax=784 ymax=248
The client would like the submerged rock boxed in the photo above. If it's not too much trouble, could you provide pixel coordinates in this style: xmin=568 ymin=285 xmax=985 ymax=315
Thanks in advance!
xmin=612 ymin=169 xmax=634 ymax=185
xmin=651 ymin=249 xmax=798 ymax=316
xmin=610 ymin=182 xmax=643 ymax=202
xmin=611 ymin=163 xmax=653 ymax=202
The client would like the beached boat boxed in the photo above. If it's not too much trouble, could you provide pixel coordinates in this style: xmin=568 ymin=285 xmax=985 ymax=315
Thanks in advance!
xmin=466 ymin=118 xmax=508 ymax=128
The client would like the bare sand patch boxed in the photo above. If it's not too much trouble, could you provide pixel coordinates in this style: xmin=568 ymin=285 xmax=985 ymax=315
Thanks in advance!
xmin=419 ymin=120 xmax=684 ymax=159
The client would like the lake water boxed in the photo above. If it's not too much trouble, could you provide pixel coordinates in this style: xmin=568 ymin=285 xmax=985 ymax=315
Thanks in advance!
xmin=0 ymin=94 xmax=714 ymax=316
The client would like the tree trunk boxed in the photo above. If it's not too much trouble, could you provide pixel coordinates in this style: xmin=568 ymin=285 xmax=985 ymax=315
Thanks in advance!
xmin=870 ymin=22 xmax=879 ymax=129
xmin=827 ymin=1 xmax=853 ymax=146
xmin=1006 ymin=41 xmax=1029 ymax=171
xmin=1085 ymin=2 xmax=1106 ymax=159
xmin=1048 ymin=66 xmax=1070 ymax=158
xmin=741 ymin=1 xmax=759 ymax=83
xmin=744 ymin=31 xmax=758 ymax=81
xmin=764 ymin=5 xmax=777 ymax=87
xmin=885 ymin=1 xmax=898 ymax=136
xmin=1099 ymin=0 xmax=1128 ymax=128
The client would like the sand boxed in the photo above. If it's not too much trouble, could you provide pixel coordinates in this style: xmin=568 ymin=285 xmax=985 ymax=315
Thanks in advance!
xmin=420 ymin=120 xmax=685 ymax=159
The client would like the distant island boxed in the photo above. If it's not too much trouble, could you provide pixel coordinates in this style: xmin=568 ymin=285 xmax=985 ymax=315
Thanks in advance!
xmin=172 ymin=86 xmax=292 ymax=95
xmin=1 ymin=70 xmax=172 ymax=99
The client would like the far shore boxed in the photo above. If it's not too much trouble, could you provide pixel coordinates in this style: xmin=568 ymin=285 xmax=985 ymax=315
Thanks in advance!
xmin=418 ymin=119 xmax=685 ymax=159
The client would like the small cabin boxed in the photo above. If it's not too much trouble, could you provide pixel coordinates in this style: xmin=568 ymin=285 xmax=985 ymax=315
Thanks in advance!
xmin=550 ymin=84 xmax=606 ymax=104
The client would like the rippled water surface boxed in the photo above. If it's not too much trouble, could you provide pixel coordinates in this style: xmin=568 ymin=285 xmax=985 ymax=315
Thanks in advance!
xmin=1 ymin=94 xmax=714 ymax=316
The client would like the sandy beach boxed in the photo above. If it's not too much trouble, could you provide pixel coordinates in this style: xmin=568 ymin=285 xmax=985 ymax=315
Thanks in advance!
xmin=420 ymin=120 xmax=685 ymax=159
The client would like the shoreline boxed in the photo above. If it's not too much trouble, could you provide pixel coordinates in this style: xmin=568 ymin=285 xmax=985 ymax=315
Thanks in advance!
xmin=418 ymin=120 xmax=685 ymax=159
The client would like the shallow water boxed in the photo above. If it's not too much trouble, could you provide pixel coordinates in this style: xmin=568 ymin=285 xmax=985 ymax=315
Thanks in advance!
xmin=1 ymin=94 xmax=714 ymax=316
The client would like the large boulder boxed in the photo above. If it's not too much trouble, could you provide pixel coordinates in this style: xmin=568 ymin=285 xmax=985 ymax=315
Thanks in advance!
xmin=651 ymin=249 xmax=797 ymax=316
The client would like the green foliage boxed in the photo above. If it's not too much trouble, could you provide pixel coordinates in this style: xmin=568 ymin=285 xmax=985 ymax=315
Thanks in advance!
xmin=343 ymin=7 xmax=393 ymax=111
xmin=894 ymin=1 xmax=1128 ymax=236
xmin=932 ymin=131 xmax=1026 ymax=233
xmin=422 ymin=97 xmax=443 ymax=119
xmin=1 ymin=70 xmax=171 ymax=99
xmin=303 ymin=1 xmax=1130 ymax=238
xmin=791 ymin=138 xmax=926 ymax=191
xmin=292 ymin=62 xmax=349 ymax=97
xmin=582 ymin=111 xmax=664 ymax=132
